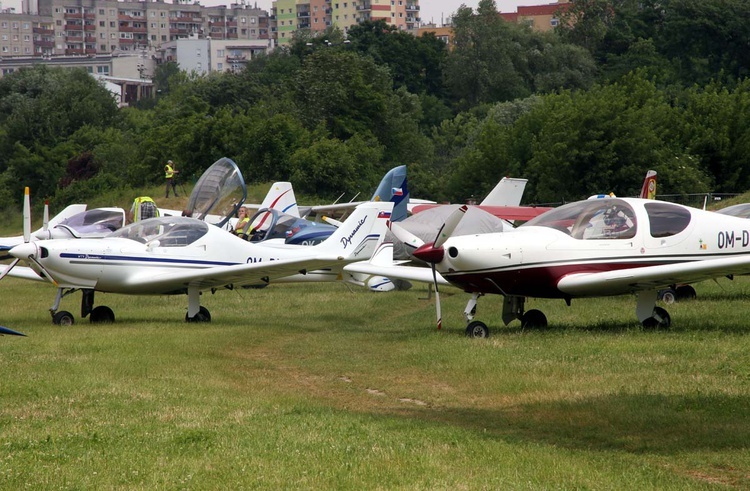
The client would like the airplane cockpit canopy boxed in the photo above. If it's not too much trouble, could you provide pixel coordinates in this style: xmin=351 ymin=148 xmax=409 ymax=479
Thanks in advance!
xmin=55 ymin=208 xmax=125 ymax=238
xmin=110 ymin=217 xmax=209 ymax=247
xmin=716 ymin=203 xmax=750 ymax=219
xmin=185 ymin=157 xmax=246 ymax=228
xmin=525 ymin=198 xmax=638 ymax=240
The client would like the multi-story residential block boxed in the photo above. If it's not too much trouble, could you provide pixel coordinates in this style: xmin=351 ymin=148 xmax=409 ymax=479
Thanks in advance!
xmin=500 ymin=1 xmax=571 ymax=33
xmin=161 ymin=36 xmax=272 ymax=74
xmin=271 ymin=0 xmax=420 ymax=47
xmin=0 ymin=0 xmax=270 ymax=59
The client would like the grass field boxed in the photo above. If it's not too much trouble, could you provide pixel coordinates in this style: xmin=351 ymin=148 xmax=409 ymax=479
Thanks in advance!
xmin=1 ymin=274 xmax=749 ymax=489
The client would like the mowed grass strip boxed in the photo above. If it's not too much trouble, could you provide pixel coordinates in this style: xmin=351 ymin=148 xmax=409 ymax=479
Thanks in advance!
xmin=1 ymin=276 xmax=749 ymax=489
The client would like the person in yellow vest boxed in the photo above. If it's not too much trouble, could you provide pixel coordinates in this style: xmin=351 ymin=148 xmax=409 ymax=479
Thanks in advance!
xmin=127 ymin=196 xmax=160 ymax=224
xmin=234 ymin=207 xmax=255 ymax=239
xmin=165 ymin=160 xmax=179 ymax=198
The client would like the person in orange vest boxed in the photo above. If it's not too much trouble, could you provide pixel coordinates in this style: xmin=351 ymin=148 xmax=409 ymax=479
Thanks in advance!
xmin=165 ymin=160 xmax=179 ymax=198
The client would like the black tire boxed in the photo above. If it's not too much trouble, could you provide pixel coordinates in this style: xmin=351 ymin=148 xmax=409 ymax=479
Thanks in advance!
xmin=465 ymin=320 xmax=489 ymax=338
xmin=521 ymin=309 xmax=548 ymax=329
xmin=186 ymin=306 xmax=211 ymax=323
xmin=52 ymin=311 xmax=75 ymax=326
xmin=90 ymin=306 xmax=115 ymax=324
xmin=643 ymin=306 xmax=671 ymax=329
xmin=675 ymin=285 xmax=697 ymax=301
xmin=659 ymin=289 xmax=676 ymax=305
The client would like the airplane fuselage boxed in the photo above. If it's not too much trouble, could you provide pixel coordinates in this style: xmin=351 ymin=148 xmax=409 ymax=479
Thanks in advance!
xmin=438 ymin=198 xmax=750 ymax=299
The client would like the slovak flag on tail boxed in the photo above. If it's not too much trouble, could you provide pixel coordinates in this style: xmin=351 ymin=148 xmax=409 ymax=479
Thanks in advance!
xmin=378 ymin=211 xmax=392 ymax=219
xmin=392 ymin=188 xmax=404 ymax=197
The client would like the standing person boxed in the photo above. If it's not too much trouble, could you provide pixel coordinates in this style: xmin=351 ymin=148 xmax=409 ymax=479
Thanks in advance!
xmin=165 ymin=160 xmax=179 ymax=198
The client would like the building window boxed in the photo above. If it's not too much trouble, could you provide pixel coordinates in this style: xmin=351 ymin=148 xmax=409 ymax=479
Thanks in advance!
xmin=550 ymin=19 xmax=559 ymax=27
xmin=99 ymin=9 xmax=104 ymax=15
xmin=23 ymin=23 xmax=29 ymax=29
xmin=217 ymin=62 xmax=223 ymax=70
xmin=101 ymin=44 xmax=106 ymax=50
xmin=99 ymin=21 xmax=105 ymax=26
xmin=217 ymin=49 xmax=224 ymax=56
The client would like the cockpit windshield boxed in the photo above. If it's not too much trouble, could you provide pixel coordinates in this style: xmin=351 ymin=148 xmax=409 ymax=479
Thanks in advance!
xmin=57 ymin=209 xmax=125 ymax=237
xmin=524 ymin=198 xmax=637 ymax=240
xmin=185 ymin=157 xmax=246 ymax=228
xmin=110 ymin=217 xmax=209 ymax=247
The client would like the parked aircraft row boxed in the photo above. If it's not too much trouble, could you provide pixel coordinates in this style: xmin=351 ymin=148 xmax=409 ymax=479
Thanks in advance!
xmin=4 ymin=163 xmax=750 ymax=338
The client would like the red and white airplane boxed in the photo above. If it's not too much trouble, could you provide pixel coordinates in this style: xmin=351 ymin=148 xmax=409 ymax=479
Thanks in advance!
xmin=352 ymin=192 xmax=750 ymax=337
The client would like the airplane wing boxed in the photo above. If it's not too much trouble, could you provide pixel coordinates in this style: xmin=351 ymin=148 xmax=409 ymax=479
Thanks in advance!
xmin=2 ymin=265 xmax=49 ymax=283
xmin=123 ymin=256 xmax=357 ymax=293
xmin=343 ymin=261 xmax=452 ymax=287
xmin=411 ymin=204 xmax=552 ymax=221
xmin=557 ymin=256 xmax=750 ymax=297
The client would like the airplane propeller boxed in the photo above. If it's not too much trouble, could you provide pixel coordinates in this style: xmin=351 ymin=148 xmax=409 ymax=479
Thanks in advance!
xmin=0 ymin=187 xmax=53 ymax=284
xmin=412 ymin=205 xmax=468 ymax=330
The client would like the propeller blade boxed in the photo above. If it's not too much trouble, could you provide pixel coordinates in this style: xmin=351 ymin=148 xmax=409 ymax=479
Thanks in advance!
xmin=0 ymin=258 xmax=20 ymax=281
xmin=433 ymin=205 xmax=468 ymax=249
xmin=390 ymin=222 xmax=425 ymax=253
xmin=0 ymin=325 xmax=26 ymax=336
xmin=23 ymin=187 xmax=31 ymax=243
xmin=432 ymin=264 xmax=442 ymax=330
xmin=43 ymin=200 xmax=49 ymax=232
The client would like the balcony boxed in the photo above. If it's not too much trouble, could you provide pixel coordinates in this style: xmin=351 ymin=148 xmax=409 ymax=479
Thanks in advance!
xmin=64 ymin=12 xmax=83 ymax=19
xmin=84 ymin=24 xmax=96 ymax=31
xmin=119 ymin=38 xmax=134 ymax=44
xmin=33 ymin=27 xmax=54 ymax=35
xmin=65 ymin=24 xmax=83 ymax=31
xmin=85 ymin=48 xmax=97 ymax=54
xmin=66 ymin=35 xmax=83 ymax=42
xmin=65 ymin=48 xmax=84 ymax=55
xmin=34 ymin=40 xmax=55 ymax=48
xmin=85 ymin=35 xmax=96 ymax=42
xmin=209 ymin=20 xmax=226 ymax=27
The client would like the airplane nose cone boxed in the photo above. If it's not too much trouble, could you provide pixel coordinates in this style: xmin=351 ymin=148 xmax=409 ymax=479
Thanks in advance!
xmin=413 ymin=243 xmax=444 ymax=264
xmin=9 ymin=242 xmax=37 ymax=260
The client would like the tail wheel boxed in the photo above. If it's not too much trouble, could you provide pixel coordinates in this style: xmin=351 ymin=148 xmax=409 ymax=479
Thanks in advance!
xmin=52 ymin=311 xmax=75 ymax=326
xmin=465 ymin=320 xmax=489 ymax=338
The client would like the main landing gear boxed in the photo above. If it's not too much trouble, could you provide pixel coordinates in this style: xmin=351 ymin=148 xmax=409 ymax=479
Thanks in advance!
xmin=49 ymin=288 xmax=115 ymax=325
xmin=461 ymin=289 xmax=672 ymax=338
xmin=47 ymin=287 xmax=213 ymax=324
xmin=462 ymin=294 xmax=548 ymax=339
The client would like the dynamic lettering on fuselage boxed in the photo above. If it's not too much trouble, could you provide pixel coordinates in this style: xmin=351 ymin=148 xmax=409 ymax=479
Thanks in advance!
xmin=341 ymin=218 xmax=366 ymax=249
xmin=717 ymin=230 xmax=750 ymax=249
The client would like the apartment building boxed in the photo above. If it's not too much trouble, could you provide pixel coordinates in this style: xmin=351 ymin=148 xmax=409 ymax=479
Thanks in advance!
xmin=0 ymin=0 xmax=270 ymax=58
xmin=271 ymin=0 xmax=420 ymax=47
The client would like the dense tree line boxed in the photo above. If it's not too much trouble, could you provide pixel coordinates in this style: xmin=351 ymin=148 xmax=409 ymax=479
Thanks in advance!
xmin=1 ymin=0 xmax=750 ymax=211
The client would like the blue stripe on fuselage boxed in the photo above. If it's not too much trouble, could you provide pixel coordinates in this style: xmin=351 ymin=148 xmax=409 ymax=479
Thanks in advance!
xmin=60 ymin=252 xmax=238 ymax=267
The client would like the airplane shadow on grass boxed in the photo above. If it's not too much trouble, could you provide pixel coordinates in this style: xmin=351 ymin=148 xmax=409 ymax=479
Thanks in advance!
xmin=395 ymin=392 xmax=750 ymax=455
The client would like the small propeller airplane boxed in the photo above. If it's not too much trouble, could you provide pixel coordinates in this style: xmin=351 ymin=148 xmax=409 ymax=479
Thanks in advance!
xmin=0 ymin=188 xmax=393 ymax=325
xmin=350 ymin=176 xmax=750 ymax=337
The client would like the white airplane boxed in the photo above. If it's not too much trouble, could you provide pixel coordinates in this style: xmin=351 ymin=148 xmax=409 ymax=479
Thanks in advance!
xmin=350 ymin=195 xmax=750 ymax=337
xmin=1 ymin=199 xmax=393 ymax=325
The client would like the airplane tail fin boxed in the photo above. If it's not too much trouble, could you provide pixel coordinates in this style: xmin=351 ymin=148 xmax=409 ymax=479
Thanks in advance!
xmin=370 ymin=165 xmax=408 ymax=223
xmin=481 ymin=177 xmax=528 ymax=206
xmin=640 ymin=170 xmax=657 ymax=199
xmin=250 ymin=182 xmax=300 ymax=231
xmin=261 ymin=182 xmax=299 ymax=217
xmin=315 ymin=201 xmax=394 ymax=261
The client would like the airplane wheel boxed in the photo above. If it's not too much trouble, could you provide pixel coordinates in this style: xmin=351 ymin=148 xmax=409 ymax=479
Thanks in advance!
xmin=186 ymin=306 xmax=211 ymax=323
xmin=53 ymin=311 xmax=75 ymax=326
xmin=90 ymin=306 xmax=115 ymax=324
xmin=521 ymin=309 xmax=548 ymax=329
xmin=643 ymin=306 xmax=671 ymax=329
xmin=675 ymin=285 xmax=697 ymax=301
xmin=465 ymin=321 xmax=489 ymax=338
xmin=659 ymin=289 xmax=676 ymax=305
